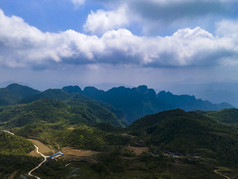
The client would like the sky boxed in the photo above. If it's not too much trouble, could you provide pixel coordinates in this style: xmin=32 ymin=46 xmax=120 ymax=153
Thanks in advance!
xmin=0 ymin=0 xmax=238 ymax=96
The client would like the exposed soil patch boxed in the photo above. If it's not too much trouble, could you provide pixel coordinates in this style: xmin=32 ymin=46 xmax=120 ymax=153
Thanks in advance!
xmin=68 ymin=127 xmax=76 ymax=130
xmin=121 ymin=133 xmax=136 ymax=139
xmin=61 ymin=147 xmax=99 ymax=163
xmin=28 ymin=139 xmax=54 ymax=156
xmin=127 ymin=146 xmax=149 ymax=155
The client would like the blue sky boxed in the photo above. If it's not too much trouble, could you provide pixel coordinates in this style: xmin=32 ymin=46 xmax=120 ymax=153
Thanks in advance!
xmin=0 ymin=0 xmax=238 ymax=96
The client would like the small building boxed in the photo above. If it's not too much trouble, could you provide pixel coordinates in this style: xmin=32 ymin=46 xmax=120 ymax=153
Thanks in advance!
xmin=48 ymin=152 xmax=64 ymax=160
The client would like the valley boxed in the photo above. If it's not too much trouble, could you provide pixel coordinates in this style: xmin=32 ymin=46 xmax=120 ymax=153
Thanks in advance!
xmin=0 ymin=84 xmax=238 ymax=178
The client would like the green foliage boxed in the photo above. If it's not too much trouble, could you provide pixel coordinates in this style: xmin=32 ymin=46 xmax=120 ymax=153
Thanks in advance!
xmin=34 ymin=160 xmax=71 ymax=179
xmin=204 ymin=108 xmax=238 ymax=124
xmin=68 ymin=98 xmax=124 ymax=127
xmin=119 ymin=148 xmax=136 ymax=157
xmin=0 ymin=84 xmax=238 ymax=178
xmin=0 ymin=83 xmax=39 ymax=106
xmin=20 ymin=89 xmax=70 ymax=104
xmin=97 ymin=147 xmax=126 ymax=173
xmin=0 ymin=132 xmax=34 ymax=155
xmin=94 ymin=122 xmax=124 ymax=133
xmin=0 ymin=98 xmax=124 ymax=131
xmin=104 ymin=134 xmax=130 ymax=145
xmin=56 ymin=126 xmax=105 ymax=150
xmin=0 ymin=154 xmax=40 ymax=177
xmin=62 ymin=85 xmax=82 ymax=94
xmin=129 ymin=109 xmax=238 ymax=166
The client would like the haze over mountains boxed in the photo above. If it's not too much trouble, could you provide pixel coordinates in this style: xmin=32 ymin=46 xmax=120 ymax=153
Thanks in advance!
xmin=170 ymin=82 xmax=238 ymax=108
xmin=0 ymin=83 xmax=233 ymax=124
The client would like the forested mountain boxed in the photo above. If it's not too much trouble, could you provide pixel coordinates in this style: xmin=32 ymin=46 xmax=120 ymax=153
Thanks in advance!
xmin=0 ymin=131 xmax=34 ymax=155
xmin=1 ymin=106 xmax=238 ymax=178
xmin=81 ymin=85 xmax=165 ymax=123
xmin=0 ymin=98 xmax=124 ymax=129
xmin=0 ymin=83 xmax=234 ymax=124
xmin=0 ymin=84 xmax=39 ymax=106
xmin=128 ymin=109 xmax=238 ymax=166
xmin=62 ymin=85 xmax=82 ymax=94
xmin=0 ymin=84 xmax=238 ymax=178
xmin=62 ymin=85 xmax=233 ymax=123
xmin=202 ymin=108 xmax=238 ymax=124
xmin=20 ymin=89 xmax=71 ymax=104
xmin=157 ymin=91 xmax=233 ymax=111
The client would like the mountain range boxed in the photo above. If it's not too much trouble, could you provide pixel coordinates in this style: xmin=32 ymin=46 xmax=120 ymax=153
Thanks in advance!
xmin=0 ymin=83 xmax=238 ymax=178
xmin=0 ymin=83 xmax=233 ymax=124
xmin=63 ymin=85 xmax=233 ymax=123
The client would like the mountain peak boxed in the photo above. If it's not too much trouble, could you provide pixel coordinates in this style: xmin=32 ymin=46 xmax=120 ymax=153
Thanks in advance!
xmin=62 ymin=85 xmax=82 ymax=94
xmin=137 ymin=85 xmax=148 ymax=93
xmin=0 ymin=83 xmax=40 ymax=106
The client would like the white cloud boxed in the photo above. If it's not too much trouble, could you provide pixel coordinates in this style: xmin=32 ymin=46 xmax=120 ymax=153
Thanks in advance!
xmin=83 ymin=6 xmax=129 ymax=35
xmin=95 ymin=0 xmax=238 ymax=35
xmin=216 ymin=19 xmax=238 ymax=37
xmin=71 ymin=0 xmax=85 ymax=7
xmin=0 ymin=9 xmax=238 ymax=69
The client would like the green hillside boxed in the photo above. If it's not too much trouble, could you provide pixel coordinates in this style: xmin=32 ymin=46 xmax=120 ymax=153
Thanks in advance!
xmin=0 ymin=131 xmax=39 ymax=178
xmin=0 ymin=84 xmax=39 ymax=106
xmin=0 ymin=98 xmax=124 ymax=132
xmin=129 ymin=109 xmax=238 ymax=166
xmin=1 ymin=106 xmax=238 ymax=178
xmin=62 ymin=85 xmax=82 ymax=94
xmin=1 ymin=83 xmax=233 ymax=125
xmin=0 ymin=131 xmax=34 ymax=155
xmin=203 ymin=108 xmax=238 ymax=124
xmin=20 ymin=89 xmax=71 ymax=104
xmin=0 ymin=84 xmax=237 ymax=178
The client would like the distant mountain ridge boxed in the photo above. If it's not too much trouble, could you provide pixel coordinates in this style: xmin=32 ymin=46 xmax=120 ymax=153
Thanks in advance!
xmin=63 ymin=85 xmax=234 ymax=123
xmin=157 ymin=91 xmax=232 ymax=111
xmin=0 ymin=84 xmax=234 ymax=124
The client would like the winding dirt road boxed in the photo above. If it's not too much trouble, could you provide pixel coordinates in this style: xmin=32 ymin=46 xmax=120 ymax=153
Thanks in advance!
xmin=1 ymin=130 xmax=48 ymax=179
xmin=214 ymin=170 xmax=230 ymax=179
xmin=2 ymin=130 xmax=15 ymax=135
xmin=28 ymin=144 xmax=48 ymax=179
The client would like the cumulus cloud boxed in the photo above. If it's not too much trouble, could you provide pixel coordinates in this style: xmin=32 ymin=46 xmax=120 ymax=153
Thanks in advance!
xmin=83 ymin=6 xmax=129 ymax=35
xmin=0 ymin=9 xmax=238 ymax=69
xmin=91 ymin=0 xmax=238 ymax=35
